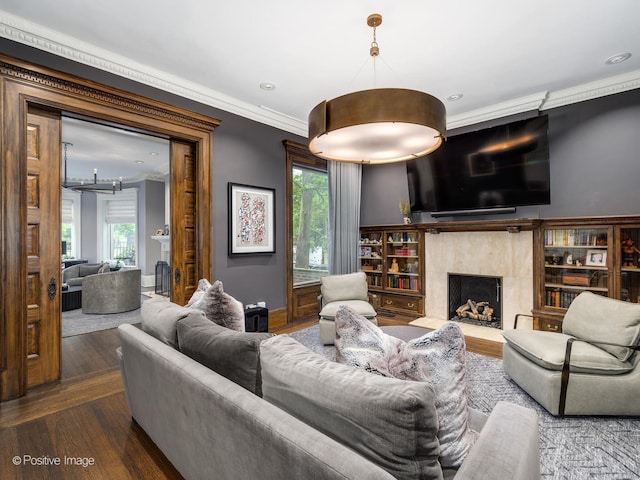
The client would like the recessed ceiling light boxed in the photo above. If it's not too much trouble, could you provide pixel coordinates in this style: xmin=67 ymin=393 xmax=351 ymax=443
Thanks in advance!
xmin=260 ymin=82 xmax=276 ymax=91
xmin=606 ymin=53 xmax=631 ymax=65
xmin=136 ymin=160 xmax=145 ymax=164
xmin=447 ymin=93 xmax=463 ymax=101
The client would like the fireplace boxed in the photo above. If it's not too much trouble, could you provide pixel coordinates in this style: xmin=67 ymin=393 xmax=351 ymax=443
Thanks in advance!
xmin=448 ymin=273 xmax=503 ymax=329
xmin=424 ymin=230 xmax=533 ymax=331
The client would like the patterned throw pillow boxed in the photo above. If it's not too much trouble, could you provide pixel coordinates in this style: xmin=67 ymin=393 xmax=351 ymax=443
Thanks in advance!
xmin=335 ymin=305 xmax=478 ymax=468
xmin=186 ymin=278 xmax=211 ymax=307
xmin=334 ymin=307 xmax=403 ymax=377
xmin=187 ymin=280 xmax=245 ymax=331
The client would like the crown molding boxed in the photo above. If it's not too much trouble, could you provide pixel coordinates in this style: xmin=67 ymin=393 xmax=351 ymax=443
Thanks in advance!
xmin=1 ymin=12 xmax=638 ymax=137
xmin=540 ymin=69 xmax=640 ymax=111
xmin=446 ymin=92 xmax=547 ymax=130
xmin=0 ymin=13 xmax=308 ymax=136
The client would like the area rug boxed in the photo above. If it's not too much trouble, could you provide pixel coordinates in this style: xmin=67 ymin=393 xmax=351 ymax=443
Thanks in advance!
xmin=288 ymin=325 xmax=640 ymax=480
xmin=61 ymin=294 xmax=152 ymax=337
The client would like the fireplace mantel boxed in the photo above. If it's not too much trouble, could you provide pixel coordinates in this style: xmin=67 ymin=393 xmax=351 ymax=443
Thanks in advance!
xmin=423 ymin=228 xmax=535 ymax=331
xmin=417 ymin=218 xmax=541 ymax=235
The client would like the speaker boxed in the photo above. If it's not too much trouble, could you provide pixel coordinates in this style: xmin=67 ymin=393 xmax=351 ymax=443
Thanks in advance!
xmin=244 ymin=306 xmax=268 ymax=332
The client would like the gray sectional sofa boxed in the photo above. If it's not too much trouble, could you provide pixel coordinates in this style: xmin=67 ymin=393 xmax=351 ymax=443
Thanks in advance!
xmin=117 ymin=299 xmax=540 ymax=480
xmin=62 ymin=262 xmax=110 ymax=286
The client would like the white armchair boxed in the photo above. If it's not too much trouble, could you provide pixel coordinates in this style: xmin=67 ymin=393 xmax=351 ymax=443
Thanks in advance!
xmin=317 ymin=272 xmax=378 ymax=345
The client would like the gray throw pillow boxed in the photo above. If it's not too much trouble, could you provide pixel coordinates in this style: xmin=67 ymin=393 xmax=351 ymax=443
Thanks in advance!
xmin=335 ymin=305 xmax=478 ymax=468
xmin=260 ymin=335 xmax=443 ymax=480
xmin=177 ymin=314 xmax=274 ymax=396
xmin=187 ymin=279 xmax=245 ymax=331
xmin=79 ymin=264 xmax=101 ymax=276
xmin=563 ymin=292 xmax=640 ymax=362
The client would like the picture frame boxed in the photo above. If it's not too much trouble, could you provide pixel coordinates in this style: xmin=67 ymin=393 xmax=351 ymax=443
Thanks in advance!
xmin=585 ymin=249 xmax=607 ymax=267
xmin=228 ymin=182 xmax=275 ymax=255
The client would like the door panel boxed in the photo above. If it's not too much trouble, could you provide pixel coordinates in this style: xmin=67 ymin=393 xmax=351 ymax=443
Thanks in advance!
xmin=26 ymin=108 xmax=61 ymax=388
xmin=170 ymin=141 xmax=198 ymax=305
xmin=0 ymin=60 xmax=216 ymax=401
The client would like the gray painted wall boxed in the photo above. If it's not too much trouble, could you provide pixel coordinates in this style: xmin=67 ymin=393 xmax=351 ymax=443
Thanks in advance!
xmin=361 ymin=88 xmax=640 ymax=225
xmin=139 ymin=179 xmax=165 ymax=276
xmin=4 ymin=39 xmax=639 ymax=312
xmin=76 ymin=180 xmax=164 ymax=276
xmin=80 ymin=193 xmax=98 ymax=261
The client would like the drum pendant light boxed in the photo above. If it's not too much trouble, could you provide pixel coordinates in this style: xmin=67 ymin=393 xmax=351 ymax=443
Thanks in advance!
xmin=308 ymin=14 xmax=446 ymax=164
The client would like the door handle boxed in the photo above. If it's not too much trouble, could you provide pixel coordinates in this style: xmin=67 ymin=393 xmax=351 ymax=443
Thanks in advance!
xmin=48 ymin=277 xmax=57 ymax=300
xmin=174 ymin=267 xmax=181 ymax=285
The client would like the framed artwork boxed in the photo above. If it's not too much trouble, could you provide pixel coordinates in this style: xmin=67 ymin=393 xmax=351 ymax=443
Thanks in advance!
xmin=585 ymin=249 xmax=607 ymax=267
xmin=228 ymin=182 xmax=275 ymax=255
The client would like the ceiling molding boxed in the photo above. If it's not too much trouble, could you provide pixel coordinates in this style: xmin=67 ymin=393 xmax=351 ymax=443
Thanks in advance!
xmin=1 ymin=11 xmax=639 ymax=138
xmin=446 ymin=92 xmax=547 ymax=130
xmin=540 ymin=69 xmax=640 ymax=111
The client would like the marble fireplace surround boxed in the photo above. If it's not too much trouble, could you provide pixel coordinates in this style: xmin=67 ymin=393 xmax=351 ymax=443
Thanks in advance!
xmin=422 ymin=224 xmax=536 ymax=333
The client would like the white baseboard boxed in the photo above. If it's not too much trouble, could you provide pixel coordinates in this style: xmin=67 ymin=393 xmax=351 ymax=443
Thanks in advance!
xmin=141 ymin=274 xmax=156 ymax=288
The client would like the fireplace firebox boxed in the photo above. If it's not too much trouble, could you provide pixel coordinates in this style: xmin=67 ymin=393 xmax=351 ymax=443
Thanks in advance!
xmin=448 ymin=273 xmax=503 ymax=329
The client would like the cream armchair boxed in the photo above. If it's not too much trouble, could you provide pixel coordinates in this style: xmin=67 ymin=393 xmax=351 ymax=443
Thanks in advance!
xmin=502 ymin=292 xmax=640 ymax=416
xmin=317 ymin=271 xmax=378 ymax=345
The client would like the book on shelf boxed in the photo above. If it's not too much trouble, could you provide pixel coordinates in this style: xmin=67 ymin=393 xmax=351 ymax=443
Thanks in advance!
xmin=545 ymin=229 xmax=606 ymax=247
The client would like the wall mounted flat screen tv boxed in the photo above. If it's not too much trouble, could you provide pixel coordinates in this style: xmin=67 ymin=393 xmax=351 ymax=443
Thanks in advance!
xmin=406 ymin=115 xmax=550 ymax=215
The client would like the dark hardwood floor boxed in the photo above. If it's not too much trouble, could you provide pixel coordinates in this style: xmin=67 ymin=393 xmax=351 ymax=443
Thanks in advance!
xmin=0 ymin=312 xmax=500 ymax=479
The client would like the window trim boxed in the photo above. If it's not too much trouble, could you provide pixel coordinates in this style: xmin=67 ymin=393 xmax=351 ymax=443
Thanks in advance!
xmin=284 ymin=140 xmax=327 ymax=322
xmin=96 ymin=188 xmax=138 ymax=265
xmin=61 ymin=189 xmax=82 ymax=259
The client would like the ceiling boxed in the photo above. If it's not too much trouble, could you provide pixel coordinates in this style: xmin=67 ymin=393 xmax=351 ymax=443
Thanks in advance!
xmin=61 ymin=117 xmax=169 ymax=183
xmin=1 ymin=1 xmax=639 ymax=176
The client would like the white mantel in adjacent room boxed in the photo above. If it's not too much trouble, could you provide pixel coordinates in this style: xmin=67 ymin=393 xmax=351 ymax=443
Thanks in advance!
xmin=423 ymin=230 xmax=535 ymax=331
xmin=151 ymin=235 xmax=170 ymax=263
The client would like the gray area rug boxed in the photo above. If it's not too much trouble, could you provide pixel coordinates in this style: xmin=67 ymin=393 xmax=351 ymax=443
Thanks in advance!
xmin=61 ymin=294 xmax=150 ymax=337
xmin=289 ymin=325 xmax=640 ymax=480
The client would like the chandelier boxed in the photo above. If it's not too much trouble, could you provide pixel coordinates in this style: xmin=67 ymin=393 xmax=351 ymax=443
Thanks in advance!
xmin=62 ymin=142 xmax=123 ymax=194
xmin=308 ymin=14 xmax=446 ymax=164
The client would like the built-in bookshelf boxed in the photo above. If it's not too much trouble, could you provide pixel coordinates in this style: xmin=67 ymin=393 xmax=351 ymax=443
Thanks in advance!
xmin=359 ymin=226 xmax=424 ymax=316
xmin=533 ymin=217 xmax=640 ymax=332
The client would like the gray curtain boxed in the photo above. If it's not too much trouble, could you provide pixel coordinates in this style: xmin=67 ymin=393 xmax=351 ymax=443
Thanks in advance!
xmin=328 ymin=161 xmax=362 ymax=274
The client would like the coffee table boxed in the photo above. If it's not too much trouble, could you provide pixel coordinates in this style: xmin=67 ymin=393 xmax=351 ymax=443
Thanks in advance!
xmin=62 ymin=286 xmax=83 ymax=311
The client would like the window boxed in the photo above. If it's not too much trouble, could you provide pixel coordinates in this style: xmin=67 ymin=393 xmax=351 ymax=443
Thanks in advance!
xmin=61 ymin=189 xmax=82 ymax=259
xmin=97 ymin=189 xmax=137 ymax=267
xmin=292 ymin=165 xmax=329 ymax=286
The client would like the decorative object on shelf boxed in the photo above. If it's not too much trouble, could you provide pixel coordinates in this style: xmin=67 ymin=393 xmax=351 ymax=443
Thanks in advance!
xmin=399 ymin=199 xmax=411 ymax=224
xmin=61 ymin=142 xmax=123 ymax=194
xmin=228 ymin=182 xmax=275 ymax=255
xmin=585 ymin=249 xmax=607 ymax=267
xmin=621 ymin=236 xmax=640 ymax=267
xmin=308 ymin=13 xmax=446 ymax=164
xmin=389 ymin=258 xmax=399 ymax=273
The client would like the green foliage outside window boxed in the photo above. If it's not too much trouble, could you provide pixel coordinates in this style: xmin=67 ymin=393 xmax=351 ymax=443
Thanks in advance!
xmin=292 ymin=167 xmax=328 ymax=272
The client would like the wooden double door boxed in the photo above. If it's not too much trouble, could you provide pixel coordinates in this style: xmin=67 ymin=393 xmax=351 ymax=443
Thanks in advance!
xmin=1 ymin=57 xmax=218 ymax=401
